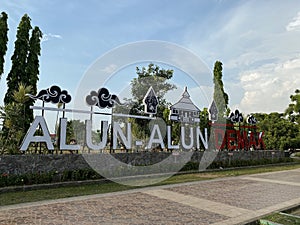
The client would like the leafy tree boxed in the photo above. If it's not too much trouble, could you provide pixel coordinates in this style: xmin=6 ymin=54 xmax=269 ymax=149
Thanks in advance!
xmin=285 ymin=89 xmax=300 ymax=124
xmin=132 ymin=63 xmax=175 ymax=102
xmin=198 ymin=107 xmax=210 ymax=150
xmin=114 ymin=63 xmax=176 ymax=148
xmin=284 ymin=89 xmax=300 ymax=149
xmin=132 ymin=64 xmax=175 ymax=140
xmin=3 ymin=14 xmax=42 ymax=137
xmin=24 ymin=26 xmax=42 ymax=129
xmin=213 ymin=61 xmax=229 ymax=118
xmin=0 ymin=12 xmax=8 ymax=79
xmin=68 ymin=120 xmax=85 ymax=145
xmin=199 ymin=108 xmax=210 ymax=129
xmin=4 ymin=14 xmax=32 ymax=105
xmin=211 ymin=61 xmax=230 ymax=150
xmin=0 ymin=84 xmax=32 ymax=154
xmin=253 ymin=112 xmax=299 ymax=150
xmin=66 ymin=120 xmax=76 ymax=144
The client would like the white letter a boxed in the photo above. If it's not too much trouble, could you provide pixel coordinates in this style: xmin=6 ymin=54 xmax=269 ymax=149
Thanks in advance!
xmin=20 ymin=116 xmax=54 ymax=151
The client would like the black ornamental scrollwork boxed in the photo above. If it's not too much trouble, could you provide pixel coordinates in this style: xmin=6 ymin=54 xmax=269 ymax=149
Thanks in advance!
xmin=27 ymin=85 xmax=72 ymax=104
xmin=86 ymin=87 xmax=122 ymax=109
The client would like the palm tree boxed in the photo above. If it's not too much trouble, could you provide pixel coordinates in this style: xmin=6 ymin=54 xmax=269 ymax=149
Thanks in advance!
xmin=0 ymin=83 xmax=32 ymax=154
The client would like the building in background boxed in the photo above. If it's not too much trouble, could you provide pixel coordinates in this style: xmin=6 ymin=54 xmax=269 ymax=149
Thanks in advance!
xmin=169 ymin=87 xmax=200 ymax=123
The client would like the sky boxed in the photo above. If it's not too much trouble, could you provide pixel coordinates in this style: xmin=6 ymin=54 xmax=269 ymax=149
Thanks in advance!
xmin=1 ymin=0 xmax=300 ymax=120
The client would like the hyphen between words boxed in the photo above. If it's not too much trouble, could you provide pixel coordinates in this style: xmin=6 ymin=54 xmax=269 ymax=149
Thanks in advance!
xmin=20 ymin=86 xmax=265 ymax=152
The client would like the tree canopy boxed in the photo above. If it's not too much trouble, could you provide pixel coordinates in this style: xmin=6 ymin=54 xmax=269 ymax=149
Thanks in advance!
xmin=3 ymin=14 xmax=42 ymax=134
xmin=0 ymin=84 xmax=32 ymax=154
xmin=131 ymin=63 xmax=175 ymax=106
xmin=213 ymin=61 xmax=229 ymax=118
xmin=0 ymin=12 xmax=8 ymax=79
xmin=285 ymin=89 xmax=300 ymax=124
xmin=4 ymin=14 xmax=32 ymax=105
xmin=114 ymin=63 xmax=176 ymax=147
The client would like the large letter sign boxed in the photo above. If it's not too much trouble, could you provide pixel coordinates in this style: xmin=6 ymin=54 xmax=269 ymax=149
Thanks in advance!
xmin=86 ymin=120 xmax=108 ymax=151
xmin=20 ymin=116 xmax=54 ymax=151
xmin=21 ymin=85 xmax=265 ymax=153
xmin=59 ymin=118 xmax=80 ymax=150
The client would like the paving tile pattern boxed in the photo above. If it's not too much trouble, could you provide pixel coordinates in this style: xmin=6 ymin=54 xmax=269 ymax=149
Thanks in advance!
xmin=251 ymin=170 xmax=300 ymax=183
xmin=0 ymin=169 xmax=300 ymax=225
xmin=0 ymin=193 xmax=227 ymax=225
xmin=167 ymin=178 xmax=300 ymax=210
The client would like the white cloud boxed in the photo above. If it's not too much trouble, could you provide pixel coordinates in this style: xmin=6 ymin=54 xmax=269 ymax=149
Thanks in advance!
xmin=42 ymin=33 xmax=62 ymax=42
xmin=183 ymin=1 xmax=300 ymax=115
xmin=237 ymin=57 xmax=300 ymax=114
xmin=281 ymin=58 xmax=300 ymax=69
xmin=286 ymin=12 xmax=300 ymax=31
xmin=240 ymin=72 xmax=260 ymax=82
xmin=100 ymin=64 xmax=118 ymax=74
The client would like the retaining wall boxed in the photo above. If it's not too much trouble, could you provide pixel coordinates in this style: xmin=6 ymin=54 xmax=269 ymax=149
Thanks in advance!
xmin=0 ymin=150 xmax=285 ymax=175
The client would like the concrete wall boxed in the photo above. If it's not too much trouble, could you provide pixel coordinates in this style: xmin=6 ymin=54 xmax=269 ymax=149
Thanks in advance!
xmin=0 ymin=150 xmax=285 ymax=175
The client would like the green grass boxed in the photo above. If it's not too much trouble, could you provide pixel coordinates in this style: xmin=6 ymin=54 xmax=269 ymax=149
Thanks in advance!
xmin=0 ymin=182 xmax=135 ymax=206
xmin=261 ymin=212 xmax=300 ymax=225
xmin=0 ymin=163 xmax=299 ymax=207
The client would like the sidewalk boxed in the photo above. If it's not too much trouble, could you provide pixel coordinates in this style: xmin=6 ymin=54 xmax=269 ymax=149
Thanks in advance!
xmin=0 ymin=168 xmax=299 ymax=225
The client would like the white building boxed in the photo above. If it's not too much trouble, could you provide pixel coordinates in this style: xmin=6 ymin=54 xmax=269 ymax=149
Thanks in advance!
xmin=169 ymin=87 xmax=200 ymax=123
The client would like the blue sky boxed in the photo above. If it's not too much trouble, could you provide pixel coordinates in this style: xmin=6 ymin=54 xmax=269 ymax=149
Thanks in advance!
xmin=1 ymin=0 xmax=300 ymax=116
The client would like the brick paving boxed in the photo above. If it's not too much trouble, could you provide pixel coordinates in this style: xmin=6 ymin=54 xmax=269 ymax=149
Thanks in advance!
xmin=167 ymin=179 xmax=300 ymax=210
xmin=0 ymin=193 xmax=228 ymax=225
xmin=0 ymin=168 xmax=299 ymax=225
xmin=250 ymin=169 xmax=300 ymax=183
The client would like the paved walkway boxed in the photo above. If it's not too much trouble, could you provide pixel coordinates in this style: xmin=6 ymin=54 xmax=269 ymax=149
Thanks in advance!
xmin=0 ymin=168 xmax=299 ymax=225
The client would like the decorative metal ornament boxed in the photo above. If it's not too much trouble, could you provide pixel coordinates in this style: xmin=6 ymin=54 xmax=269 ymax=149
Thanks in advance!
xmin=86 ymin=87 xmax=122 ymax=109
xmin=143 ymin=86 xmax=158 ymax=114
xmin=247 ymin=114 xmax=257 ymax=125
xmin=229 ymin=109 xmax=243 ymax=123
xmin=27 ymin=85 xmax=72 ymax=104
xmin=209 ymin=100 xmax=218 ymax=121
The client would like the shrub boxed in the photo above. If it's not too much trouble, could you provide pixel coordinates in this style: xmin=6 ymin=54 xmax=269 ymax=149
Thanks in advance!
xmin=0 ymin=169 xmax=103 ymax=188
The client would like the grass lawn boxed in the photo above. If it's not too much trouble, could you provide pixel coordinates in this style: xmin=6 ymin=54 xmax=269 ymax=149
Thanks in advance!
xmin=261 ymin=212 xmax=300 ymax=225
xmin=0 ymin=163 xmax=299 ymax=207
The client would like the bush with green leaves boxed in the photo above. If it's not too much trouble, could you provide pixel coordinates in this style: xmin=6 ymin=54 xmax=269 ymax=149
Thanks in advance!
xmin=0 ymin=84 xmax=32 ymax=154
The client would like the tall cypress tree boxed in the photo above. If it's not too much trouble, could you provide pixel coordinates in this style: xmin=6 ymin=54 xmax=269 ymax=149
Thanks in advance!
xmin=0 ymin=12 xmax=8 ymax=79
xmin=213 ymin=61 xmax=229 ymax=118
xmin=24 ymin=26 xmax=42 ymax=128
xmin=4 ymin=14 xmax=42 ymax=135
xmin=4 ymin=14 xmax=32 ymax=105
xmin=26 ymin=26 xmax=42 ymax=95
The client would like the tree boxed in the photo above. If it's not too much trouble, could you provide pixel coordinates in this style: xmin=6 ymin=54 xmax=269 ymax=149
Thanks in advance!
xmin=132 ymin=63 xmax=175 ymax=103
xmin=24 ymin=26 xmax=43 ymax=128
xmin=68 ymin=120 xmax=85 ymax=145
xmin=4 ymin=14 xmax=32 ymax=105
xmin=3 ymin=14 xmax=42 ymax=135
xmin=285 ymin=89 xmax=300 ymax=124
xmin=213 ymin=61 xmax=229 ymax=118
xmin=0 ymin=12 xmax=8 ymax=79
xmin=284 ymin=89 xmax=300 ymax=149
xmin=253 ymin=112 xmax=300 ymax=150
xmin=114 ymin=63 xmax=176 ymax=148
xmin=0 ymin=84 xmax=32 ymax=154
xmin=198 ymin=107 xmax=210 ymax=150
xmin=132 ymin=64 xmax=175 ymax=140
xmin=211 ymin=61 xmax=230 ymax=150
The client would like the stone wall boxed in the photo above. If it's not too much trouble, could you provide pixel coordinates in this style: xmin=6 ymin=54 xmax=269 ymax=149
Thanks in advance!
xmin=0 ymin=154 xmax=90 ymax=175
xmin=0 ymin=150 xmax=285 ymax=175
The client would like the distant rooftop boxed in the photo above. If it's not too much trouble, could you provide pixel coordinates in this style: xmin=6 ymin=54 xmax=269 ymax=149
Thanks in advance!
xmin=170 ymin=87 xmax=200 ymax=112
